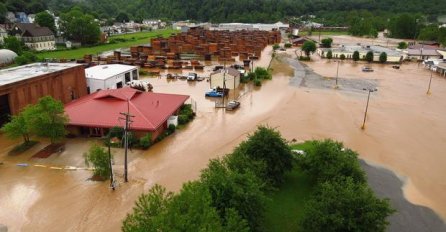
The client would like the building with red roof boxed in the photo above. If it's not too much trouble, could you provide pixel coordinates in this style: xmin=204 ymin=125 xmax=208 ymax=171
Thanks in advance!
xmin=65 ymin=87 xmax=189 ymax=139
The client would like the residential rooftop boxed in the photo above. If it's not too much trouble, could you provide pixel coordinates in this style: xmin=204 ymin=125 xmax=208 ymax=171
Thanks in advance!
xmin=85 ymin=64 xmax=138 ymax=80
xmin=0 ymin=63 xmax=82 ymax=87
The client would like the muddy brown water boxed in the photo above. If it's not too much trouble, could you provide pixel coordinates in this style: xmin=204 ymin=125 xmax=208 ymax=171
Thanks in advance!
xmin=1 ymin=45 xmax=446 ymax=231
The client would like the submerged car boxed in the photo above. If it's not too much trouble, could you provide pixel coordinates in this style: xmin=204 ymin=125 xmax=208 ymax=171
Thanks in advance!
xmin=205 ymin=89 xmax=224 ymax=97
xmin=362 ymin=67 xmax=374 ymax=72
xmin=226 ymin=100 xmax=240 ymax=111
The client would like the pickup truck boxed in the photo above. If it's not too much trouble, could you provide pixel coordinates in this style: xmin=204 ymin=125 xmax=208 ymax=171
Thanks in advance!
xmin=205 ymin=89 xmax=224 ymax=97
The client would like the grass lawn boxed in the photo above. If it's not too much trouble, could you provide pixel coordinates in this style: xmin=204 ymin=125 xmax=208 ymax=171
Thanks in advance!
xmin=263 ymin=166 xmax=314 ymax=232
xmin=36 ymin=29 xmax=178 ymax=60
xmin=290 ymin=140 xmax=315 ymax=151
xmin=300 ymin=30 xmax=349 ymax=36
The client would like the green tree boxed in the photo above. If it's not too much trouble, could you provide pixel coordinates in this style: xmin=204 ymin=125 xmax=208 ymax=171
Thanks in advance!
xmin=379 ymin=52 xmax=387 ymax=63
xmin=300 ymin=178 xmax=394 ymax=232
xmin=321 ymin=38 xmax=333 ymax=48
xmin=388 ymin=13 xmax=420 ymax=39
xmin=235 ymin=126 xmax=293 ymax=186
xmin=84 ymin=144 xmax=112 ymax=179
xmin=326 ymin=50 xmax=333 ymax=60
xmin=60 ymin=7 xmax=101 ymax=45
xmin=116 ymin=12 xmax=130 ymax=23
xmin=297 ymin=140 xmax=366 ymax=185
xmin=302 ymin=41 xmax=316 ymax=57
xmin=4 ymin=36 xmax=23 ymax=55
xmin=0 ymin=3 xmax=7 ymax=24
xmin=284 ymin=43 xmax=292 ymax=48
xmin=340 ymin=54 xmax=346 ymax=60
xmin=397 ymin=42 xmax=408 ymax=49
xmin=272 ymin=44 xmax=280 ymax=50
xmin=35 ymin=11 xmax=56 ymax=33
xmin=26 ymin=96 xmax=68 ymax=144
xmin=15 ymin=51 xmax=38 ymax=65
xmin=200 ymin=157 xmax=267 ymax=230
xmin=1 ymin=113 xmax=31 ymax=143
xmin=365 ymin=51 xmax=374 ymax=63
xmin=353 ymin=50 xmax=360 ymax=62
xmin=254 ymin=67 xmax=272 ymax=80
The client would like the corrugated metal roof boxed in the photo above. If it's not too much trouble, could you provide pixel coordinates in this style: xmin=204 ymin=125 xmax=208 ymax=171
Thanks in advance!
xmin=85 ymin=64 xmax=138 ymax=80
xmin=65 ymin=88 xmax=189 ymax=131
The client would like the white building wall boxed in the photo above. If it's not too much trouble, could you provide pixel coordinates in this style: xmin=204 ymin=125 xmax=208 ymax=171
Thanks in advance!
xmin=25 ymin=41 xmax=56 ymax=51
xmin=210 ymin=72 xmax=240 ymax=89
xmin=87 ymin=70 xmax=138 ymax=91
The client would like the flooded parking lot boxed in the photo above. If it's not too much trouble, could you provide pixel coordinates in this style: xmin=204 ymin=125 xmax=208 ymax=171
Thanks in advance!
xmin=1 ymin=44 xmax=446 ymax=231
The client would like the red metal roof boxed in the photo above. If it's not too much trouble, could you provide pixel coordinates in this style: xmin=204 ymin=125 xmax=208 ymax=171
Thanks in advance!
xmin=65 ymin=88 xmax=189 ymax=131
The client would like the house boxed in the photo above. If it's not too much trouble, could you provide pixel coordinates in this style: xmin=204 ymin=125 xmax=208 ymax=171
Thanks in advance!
xmin=15 ymin=12 xmax=29 ymax=23
xmin=405 ymin=45 xmax=444 ymax=60
xmin=10 ymin=23 xmax=56 ymax=51
xmin=0 ymin=63 xmax=87 ymax=125
xmin=0 ymin=27 xmax=7 ymax=44
xmin=209 ymin=67 xmax=241 ymax=89
xmin=65 ymin=87 xmax=189 ymax=138
xmin=291 ymin=37 xmax=313 ymax=46
xmin=317 ymin=45 xmax=406 ymax=63
xmin=85 ymin=64 xmax=139 ymax=93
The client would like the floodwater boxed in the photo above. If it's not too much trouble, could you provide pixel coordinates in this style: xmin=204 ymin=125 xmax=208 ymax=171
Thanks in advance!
xmin=1 ymin=43 xmax=446 ymax=231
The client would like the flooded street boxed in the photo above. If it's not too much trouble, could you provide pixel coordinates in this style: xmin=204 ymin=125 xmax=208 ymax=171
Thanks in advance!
xmin=1 ymin=44 xmax=446 ymax=231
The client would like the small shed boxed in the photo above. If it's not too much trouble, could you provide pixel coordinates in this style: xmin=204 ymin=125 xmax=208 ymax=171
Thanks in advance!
xmin=209 ymin=67 xmax=241 ymax=89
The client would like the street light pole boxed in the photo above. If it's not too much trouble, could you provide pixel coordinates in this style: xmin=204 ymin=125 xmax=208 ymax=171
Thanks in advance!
xmin=361 ymin=88 xmax=377 ymax=130
xmin=427 ymin=69 xmax=433 ymax=95
xmin=335 ymin=61 xmax=340 ymax=88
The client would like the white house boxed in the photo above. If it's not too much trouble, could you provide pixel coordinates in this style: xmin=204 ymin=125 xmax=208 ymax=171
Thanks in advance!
xmin=10 ymin=23 xmax=56 ymax=51
xmin=85 ymin=64 xmax=139 ymax=93
xmin=210 ymin=68 xmax=241 ymax=89
xmin=0 ymin=27 xmax=7 ymax=44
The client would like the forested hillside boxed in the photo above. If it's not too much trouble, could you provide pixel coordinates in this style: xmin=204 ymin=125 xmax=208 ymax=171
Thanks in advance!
xmin=2 ymin=0 xmax=446 ymax=24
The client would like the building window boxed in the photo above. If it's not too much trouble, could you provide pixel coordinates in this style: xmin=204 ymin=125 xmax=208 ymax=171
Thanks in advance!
xmin=125 ymin=72 xmax=131 ymax=83
xmin=132 ymin=69 xmax=138 ymax=80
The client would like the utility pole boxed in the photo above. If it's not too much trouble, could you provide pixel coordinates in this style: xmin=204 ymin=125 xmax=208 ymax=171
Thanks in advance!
xmin=108 ymin=136 xmax=115 ymax=190
xmin=119 ymin=99 xmax=134 ymax=182
xmin=361 ymin=88 xmax=378 ymax=130
xmin=427 ymin=69 xmax=433 ymax=95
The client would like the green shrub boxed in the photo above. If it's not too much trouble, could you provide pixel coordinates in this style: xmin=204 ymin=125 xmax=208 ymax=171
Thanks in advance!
xmin=284 ymin=43 xmax=292 ymax=48
xmin=247 ymin=72 xmax=257 ymax=81
xmin=167 ymin=124 xmax=176 ymax=134
xmin=272 ymin=44 xmax=280 ymax=50
xmin=254 ymin=79 xmax=262 ymax=86
xmin=108 ymin=126 xmax=124 ymax=139
xmin=139 ymin=133 xmax=152 ymax=149
xmin=240 ymin=75 xmax=250 ymax=83
xmin=254 ymin=67 xmax=271 ymax=80
xmin=340 ymin=54 xmax=346 ymax=60
xmin=178 ymin=115 xmax=189 ymax=125
xmin=299 ymin=56 xmax=311 ymax=61
xmin=84 ymin=144 xmax=112 ymax=179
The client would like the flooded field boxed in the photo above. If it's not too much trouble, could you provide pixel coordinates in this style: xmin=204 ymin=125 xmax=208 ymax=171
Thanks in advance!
xmin=1 ymin=41 xmax=446 ymax=231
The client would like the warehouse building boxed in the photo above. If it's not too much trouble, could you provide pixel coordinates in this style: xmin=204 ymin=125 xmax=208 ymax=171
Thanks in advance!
xmin=85 ymin=64 xmax=139 ymax=93
xmin=0 ymin=63 xmax=87 ymax=125
xmin=318 ymin=45 xmax=406 ymax=63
